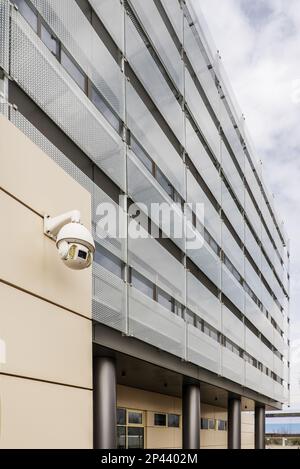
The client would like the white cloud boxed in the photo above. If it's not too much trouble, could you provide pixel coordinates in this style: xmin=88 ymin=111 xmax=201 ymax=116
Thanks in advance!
xmin=198 ymin=0 xmax=300 ymax=407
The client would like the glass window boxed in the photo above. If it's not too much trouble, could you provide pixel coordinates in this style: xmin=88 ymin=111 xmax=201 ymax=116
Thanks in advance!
xmin=127 ymin=427 xmax=144 ymax=449
xmin=201 ymin=418 xmax=209 ymax=430
xmin=157 ymin=288 xmax=173 ymax=312
xmin=61 ymin=49 xmax=86 ymax=91
xmin=186 ymin=310 xmax=195 ymax=326
xmin=204 ymin=323 xmax=218 ymax=342
xmin=94 ymin=244 xmax=123 ymax=278
xmin=132 ymin=269 xmax=154 ymax=299
xmin=156 ymin=167 xmax=174 ymax=199
xmin=91 ymin=85 xmax=120 ymax=132
xmin=131 ymin=135 xmax=153 ymax=174
xmin=195 ymin=316 xmax=203 ymax=330
xmin=41 ymin=23 xmax=59 ymax=57
xmin=14 ymin=0 xmax=38 ymax=32
xmin=217 ymin=420 xmax=227 ymax=431
xmin=168 ymin=414 xmax=180 ymax=428
xmin=208 ymin=419 xmax=215 ymax=430
xmin=117 ymin=408 xmax=126 ymax=426
xmin=154 ymin=413 xmax=167 ymax=426
xmin=128 ymin=411 xmax=143 ymax=425
xmin=117 ymin=426 xmax=126 ymax=449
xmin=233 ymin=343 xmax=241 ymax=356
xmin=174 ymin=301 xmax=184 ymax=318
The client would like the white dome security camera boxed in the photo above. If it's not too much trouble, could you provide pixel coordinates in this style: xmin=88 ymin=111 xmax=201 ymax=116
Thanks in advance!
xmin=44 ymin=210 xmax=95 ymax=271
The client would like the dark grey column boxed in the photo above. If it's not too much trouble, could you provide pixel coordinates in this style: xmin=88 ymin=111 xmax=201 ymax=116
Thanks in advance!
xmin=93 ymin=356 xmax=117 ymax=449
xmin=255 ymin=405 xmax=265 ymax=449
xmin=227 ymin=397 xmax=241 ymax=449
xmin=182 ymin=384 xmax=201 ymax=449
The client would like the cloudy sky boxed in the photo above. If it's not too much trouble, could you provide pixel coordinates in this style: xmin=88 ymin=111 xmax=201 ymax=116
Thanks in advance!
xmin=198 ymin=0 xmax=300 ymax=408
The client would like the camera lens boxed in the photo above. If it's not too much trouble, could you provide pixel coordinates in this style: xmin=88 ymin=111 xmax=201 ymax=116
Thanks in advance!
xmin=78 ymin=250 xmax=87 ymax=260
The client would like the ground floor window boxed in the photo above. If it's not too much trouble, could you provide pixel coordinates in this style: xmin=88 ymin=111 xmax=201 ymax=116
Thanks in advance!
xmin=117 ymin=408 xmax=145 ymax=449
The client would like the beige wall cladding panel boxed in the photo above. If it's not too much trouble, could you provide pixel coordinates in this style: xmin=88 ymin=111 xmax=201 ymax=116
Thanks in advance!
xmin=146 ymin=427 xmax=181 ymax=449
xmin=241 ymin=432 xmax=254 ymax=448
xmin=242 ymin=412 xmax=255 ymax=425
xmin=202 ymin=403 xmax=227 ymax=419
xmin=117 ymin=385 xmax=181 ymax=414
xmin=201 ymin=430 xmax=227 ymax=448
xmin=0 ymin=117 xmax=91 ymax=228
xmin=241 ymin=412 xmax=254 ymax=449
xmin=0 ymin=282 xmax=92 ymax=388
xmin=0 ymin=374 xmax=93 ymax=449
xmin=0 ymin=190 xmax=91 ymax=317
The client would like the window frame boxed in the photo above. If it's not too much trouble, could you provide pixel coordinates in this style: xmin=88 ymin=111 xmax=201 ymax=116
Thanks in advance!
xmin=154 ymin=413 xmax=167 ymax=427
xmin=40 ymin=19 xmax=60 ymax=59
xmin=94 ymin=243 xmax=124 ymax=279
xmin=168 ymin=414 xmax=180 ymax=428
xmin=60 ymin=46 xmax=88 ymax=93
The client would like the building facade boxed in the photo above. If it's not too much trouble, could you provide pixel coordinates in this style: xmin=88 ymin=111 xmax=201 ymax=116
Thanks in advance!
xmin=266 ymin=412 xmax=300 ymax=449
xmin=0 ymin=0 xmax=290 ymax=449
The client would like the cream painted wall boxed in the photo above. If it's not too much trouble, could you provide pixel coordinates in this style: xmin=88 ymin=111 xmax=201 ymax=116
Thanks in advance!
xmin=241 ymin=412 xmax=255 ymax=449
xmin=117 ymin=385 xmax=255 ymax=449
xmin=0 ymin=118 xmax=93 ymax=448
xmin=0 ymin=374 xmax=92 ymax=449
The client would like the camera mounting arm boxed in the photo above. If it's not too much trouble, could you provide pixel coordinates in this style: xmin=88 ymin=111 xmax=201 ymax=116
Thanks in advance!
xmin=44 ymin=210 xmax=81 ymax=241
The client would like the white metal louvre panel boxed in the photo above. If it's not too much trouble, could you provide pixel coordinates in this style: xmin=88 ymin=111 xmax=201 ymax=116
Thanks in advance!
xmin=127 ymin=150 xmax=186 ymax=253
xmin=222 ymin=348 xmax=245 ymax=387
xmin=89 ymin=0 xmax=124 ymax=53
xmin=31 ymin=0 xmax=124 ymax=117
xmin=187 ymin=271 xmax=221 ymax=331
xmin=92 ymin=185 xmax=126 ymax=262
xmin=125 ymin=5 xmax=184 ymax=146
xmin=128 ymin=221 xmax=185 ymax=305
xmin=128 ymin=286 xmax=186 ymax=359
xmin=10 ymin=9 xmax=126 ymax=191
xmin=130 ymin=0 xmax=183 ymax=93
xmin=126 ymin=82 xmax=185 ymax=199
xmin=93 ymin=263 xmax=126 ymax=333
xmin=187 ymin=325 xmax=221 ymax=375
xmin=0 ymin=0 xmax=9 ymax=73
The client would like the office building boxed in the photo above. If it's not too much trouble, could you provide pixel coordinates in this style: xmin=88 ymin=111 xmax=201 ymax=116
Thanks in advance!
xmin=266 ymin=412 xmax=300 ymax=449
xmin=0 ymin=0 xmax=290 ymax=449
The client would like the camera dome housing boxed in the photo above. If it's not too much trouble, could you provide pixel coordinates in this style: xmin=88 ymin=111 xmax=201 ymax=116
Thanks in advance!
xmin=44 ymin=211 xmax=95 ymax=271
xmin=56 ymin=223 xmax=95 ymax=270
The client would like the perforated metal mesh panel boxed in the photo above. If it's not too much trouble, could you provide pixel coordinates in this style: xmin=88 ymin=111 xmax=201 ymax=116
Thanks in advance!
xmin=128 ymin=222 xmax=185 ymax=305
xmin=93 ymin=263 xmax=126 ymax=333
xmin=221 ymin=349 xmax=245 ymax=386
xmin=0 ymin=101 xmax=9 ymax=118
xmin=187 ymin=325 xmax=221 ymax=375
xmin=129 ymin=287 xmax=185 ymax=359
xmin=31 ymin=0 xmax=123 ymax=117
xmin=245 ymin=363 xmax=263 ymax=395
xmin=127 ymin=149 xmax=185 ymax=252
xmin=0 ymin=0 xmax=9 ymax=73
xmin=92 ymin=184 xmax=126 ymax=262
xmin=10 ymin=9 xmax=126 ymax=190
